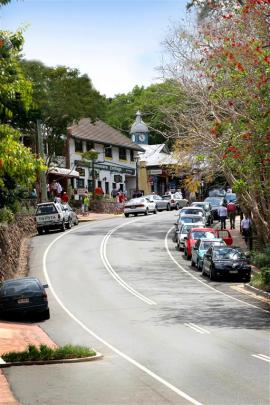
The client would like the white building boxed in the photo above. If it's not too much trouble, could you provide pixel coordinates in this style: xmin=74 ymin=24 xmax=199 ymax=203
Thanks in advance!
xmin=67 ymin=118 xmax=144 ymax=197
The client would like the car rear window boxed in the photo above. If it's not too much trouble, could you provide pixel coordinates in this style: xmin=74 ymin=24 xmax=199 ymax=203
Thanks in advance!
xmin=2 ymin=280 xmax=40 ymax=296
xmin=213 ymin=248 xmax=245 ymax=260
xmin=162 ymin=195 xmax=171 ymax=200
xmin=36 ymin=204 xmax=57 ymax=215
xmin=201 ymin=241 xmax=224 ymax=250
xmin=181 ymin=216 xmax=203 ymax=223
xmin=191 ymin=231 xmax=215 ymax=239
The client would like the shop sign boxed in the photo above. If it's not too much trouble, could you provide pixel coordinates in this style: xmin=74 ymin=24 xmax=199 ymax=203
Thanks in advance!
xmin=77 ymin=188 xmax=88 ymax=195
xmin=149 ymin=169 xmax=162 ymax=175
xmin=75 ymin=160 xmax=135 ymax=175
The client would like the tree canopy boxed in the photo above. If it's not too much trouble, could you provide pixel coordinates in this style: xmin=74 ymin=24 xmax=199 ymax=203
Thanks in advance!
xmin=163 ymin=0 xmax=270 ymax=245
xmin=105 ymin=81 xmax=186 ymax=145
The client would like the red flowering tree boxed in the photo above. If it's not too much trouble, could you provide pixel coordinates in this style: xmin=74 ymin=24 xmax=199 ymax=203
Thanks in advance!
xmin=163 ymin=0 xmax=270 ymax=244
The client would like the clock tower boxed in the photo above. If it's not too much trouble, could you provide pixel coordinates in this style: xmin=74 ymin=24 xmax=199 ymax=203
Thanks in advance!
xmin=130 ymin=111 xmax=149 ymax=145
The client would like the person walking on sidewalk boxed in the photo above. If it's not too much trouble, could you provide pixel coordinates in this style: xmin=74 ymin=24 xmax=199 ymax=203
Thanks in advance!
xmin=217 ymin=204 xmax=228 ymax=230
xmin=227 ymin=201 xmax=237 ymax=229
xmin=241 ymin=214 xmax=252 ymax=246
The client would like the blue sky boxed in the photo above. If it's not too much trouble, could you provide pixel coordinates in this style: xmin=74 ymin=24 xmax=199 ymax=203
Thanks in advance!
xmin=0 ymin=0 xmax=187 ymax=97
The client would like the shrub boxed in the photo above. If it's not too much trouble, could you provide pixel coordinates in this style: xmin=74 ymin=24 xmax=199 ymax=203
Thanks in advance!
xmin=2 ymin=344 xmax=96 ymax=362
xmin=251 ymin=246 xmax=270 ymax=269
xmin=0 ymin=207 xmax=14 ymax=223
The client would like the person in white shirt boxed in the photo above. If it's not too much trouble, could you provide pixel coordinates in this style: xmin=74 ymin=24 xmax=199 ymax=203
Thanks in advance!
xmin=217 ymin=205 xmax=228 ymax=230
xmin=241 ymin=215 xmax=252 ymax=245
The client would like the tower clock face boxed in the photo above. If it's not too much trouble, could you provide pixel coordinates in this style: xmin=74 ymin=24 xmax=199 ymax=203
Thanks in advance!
xmin=139 ymin=134 xmax=145 ymax=142
xmin=131 ymin=134 xmax=135 ymax=142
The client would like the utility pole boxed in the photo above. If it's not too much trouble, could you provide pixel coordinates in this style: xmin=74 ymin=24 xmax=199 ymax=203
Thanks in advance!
xmin=37 ymin=119 xmax=47 ymax=202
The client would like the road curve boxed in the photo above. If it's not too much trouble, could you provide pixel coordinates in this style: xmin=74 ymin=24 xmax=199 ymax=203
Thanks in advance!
xmin=4 ymin=212 xmax=270 ymax=405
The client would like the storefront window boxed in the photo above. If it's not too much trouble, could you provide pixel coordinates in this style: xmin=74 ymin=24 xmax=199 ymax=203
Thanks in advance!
xmin=75 ymin=139 xmax=83 ymax=153
xmin=119 ymin=147 xmax=127 ymax=160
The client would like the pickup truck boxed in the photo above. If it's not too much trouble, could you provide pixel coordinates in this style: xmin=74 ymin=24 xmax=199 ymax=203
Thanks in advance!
xmin=35 ymin=202 xmax=67 ymax=234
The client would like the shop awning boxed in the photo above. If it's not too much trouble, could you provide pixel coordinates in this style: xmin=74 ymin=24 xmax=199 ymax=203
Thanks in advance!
xmin=47 ymin=167 xmax=79 ymax=178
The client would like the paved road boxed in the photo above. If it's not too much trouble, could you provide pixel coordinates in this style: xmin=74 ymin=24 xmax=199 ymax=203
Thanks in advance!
xmin=4 ymin=212 xmax=270 ymax=405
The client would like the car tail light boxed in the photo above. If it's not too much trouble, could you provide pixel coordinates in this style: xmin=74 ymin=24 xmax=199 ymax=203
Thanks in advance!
xmin=42 ymin=292 xmax=48 ymax=301
xmin=58 ymin=213 xmax=61 ymax=219
xmin=136 ymin=204 xmax=145 ymax=208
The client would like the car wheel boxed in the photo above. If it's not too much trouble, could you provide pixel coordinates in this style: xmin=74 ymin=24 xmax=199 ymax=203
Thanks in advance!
xmin=37 ymin=228 xmax=43 ymax=235
xmin=166 ymin=204 xmax=170 ymax=211
xmin=61 ymin=221 xmax=66 ymax=232
xmin=191 ymin=258 xmax=195 ymax=267
xmin=197 ymin=260 xmax=201 ymax=271
xmin=153 ymin=207 xmax=157 ymax=214
xmin=67 ymin=218 xmax=72 ymax=229
xmin=44 ymin=228 xmax=49 ymax=234
xmin=243 ymin=275 xmax=251 ymax=282
xmin=202 ymin=265 xmax=206 ymax=276
xmin=209 ymin=266 xmax=216 ymax=281
xmin=144 ymin=208 xmax=149 ymax=216
xmin=175 ymin=203 xmax=180 ymax=210
xmin=124 ymin=213 xmax=129 ymax=217
xmin=134 ymin=213 xmax=138 ymax=216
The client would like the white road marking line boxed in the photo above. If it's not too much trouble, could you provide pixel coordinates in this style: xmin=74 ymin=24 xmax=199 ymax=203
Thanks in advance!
xmin=42 ymin=228 xmax=203 ymax=405
xmin=188 ymin=323 xmax=210 ymax=334
xmin=165 ymin=227 xmax=270 ymax=313
xmin=252 ymin=354 xmax=270 ymax=363
xmin=184 ymin=323 xmax=205 ymax=334
xmin=100 ymin=221 xmax=157 ymax=306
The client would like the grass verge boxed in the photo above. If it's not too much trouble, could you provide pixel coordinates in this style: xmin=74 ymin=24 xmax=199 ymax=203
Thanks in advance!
xmin=2 ymin=344 xmax=96 ymax=362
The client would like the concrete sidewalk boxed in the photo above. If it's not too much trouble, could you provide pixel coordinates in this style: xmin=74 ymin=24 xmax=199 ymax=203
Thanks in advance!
xmin=0 ymin=322 xmax=57 ymax=404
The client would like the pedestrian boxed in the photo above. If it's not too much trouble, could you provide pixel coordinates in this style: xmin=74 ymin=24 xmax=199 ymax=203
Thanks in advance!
xmin=241 ymin=214 xmax=252 ymax=246
xmin=61 ymin=191 xmax=69 ymax=203
xmin=227 ymin=201 xmax=237 ymax=229
xmin=82 ymin=192 xmax=90 ymax=216
xmin=111 ymin=188 xmax=118 ymax=199
xmin=217 ymin=204 xmax=228 ymax=230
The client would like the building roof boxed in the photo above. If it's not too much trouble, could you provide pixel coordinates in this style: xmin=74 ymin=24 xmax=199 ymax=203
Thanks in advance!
xmin=138 ymin=144 xmax=177 ymax=166
xmin=130 ymin=111 xmax=149 ymax=134
xmin=68 ymin=118 xmax=144 ymax=152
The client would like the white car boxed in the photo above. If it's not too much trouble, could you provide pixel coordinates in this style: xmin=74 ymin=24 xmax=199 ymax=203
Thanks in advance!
xmin=62 ymin=204 xmax=79 ymax=227
xmin=176 ymin=223 xmax=204 ymax=250
xmin=162 ymin=192 xmax=188 ymax=210
xmin=178 ymin=206 xmax=206 ymax=223
xmin=35 ymin=202 xmax=66 ymax=234
xmin=124 ymin=197 xmax=157 ymax=217
xmin=177 ymin=214 xmax=206 ymax=226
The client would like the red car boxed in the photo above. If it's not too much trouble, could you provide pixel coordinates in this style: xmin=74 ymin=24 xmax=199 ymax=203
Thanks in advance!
xmin=184 ymin=228 xmax=233 ymax=259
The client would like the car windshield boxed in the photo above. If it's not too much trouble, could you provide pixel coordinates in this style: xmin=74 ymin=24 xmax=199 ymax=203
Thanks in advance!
xmin=181 ymin=209 xmax=203 ymax=215
xmin=191 ymin=231 xmax=215 ymax=239
xmin=181 ymin=216 xmax=203 ymax=223
xmin=213 ymin=248 xmax=246 ymax=260
xmin=162 ymin=195 xmax=171 ymax=200
xmin=181 ymin=225 xmax=194 ymax=234
xmin=2 ymin=280 xmax=40 ymax=296
xmin=201 ymin=241 xmax=223 ymax=250
xmin=36 ymin=204 xmax=57 ymax=215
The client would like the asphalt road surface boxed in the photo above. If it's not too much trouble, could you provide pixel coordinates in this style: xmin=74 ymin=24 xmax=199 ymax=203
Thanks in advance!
xmin=4 ymin=211 xmax=270 ymax=405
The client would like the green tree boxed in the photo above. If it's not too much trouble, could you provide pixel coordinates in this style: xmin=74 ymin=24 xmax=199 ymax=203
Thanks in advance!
xmin=163 ymin=0 xmax=270 ymax=245
xmin=105 ymin=81 xmax=186 ymax=145
xmin=20 ymin=60 xmax=107 ymax=165
xmin=0 ymin=30 xmax=45 ymax=209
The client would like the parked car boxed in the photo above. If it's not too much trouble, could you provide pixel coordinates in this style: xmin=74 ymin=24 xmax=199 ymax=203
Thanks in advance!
xmin=62 ymin=203 xmax=79 ymax=227
xmin=124 ymin=197 xmax=157 ymax=217
xmin=215 ymin=229 xmax=233 ymax=246
xmin=0 ymin=277 xmax=50 ymax=320
xmin=202 ymin=246 xmax=251 ymax=281
xmin=35 ymin=202 xmax=66 ymax=234
xmin=177 ymin=214 xmax=206 ymax=226
xmin=162 ymin=192 xmax=188 ymax=210
xmin=208 ymin=187 xmax=226 ymax=197
xmin=204 ymin=196 xmax=227 ymax=220
xmin=183 ymin=227 xmax=216 ymax=259
xmin=176 ymin=223 xmax=202 ymax=250
xmin=191 ymin=238 xmax=225 ymax=270
xmin=191 ymin=201 xmax=213 ymax=225
xmin=144 ymin=194 xmax=170 ymax=211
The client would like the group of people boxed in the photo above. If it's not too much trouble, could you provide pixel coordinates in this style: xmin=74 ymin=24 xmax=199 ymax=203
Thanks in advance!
xmin=217 ymin=201 xmax=252 ymax=246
